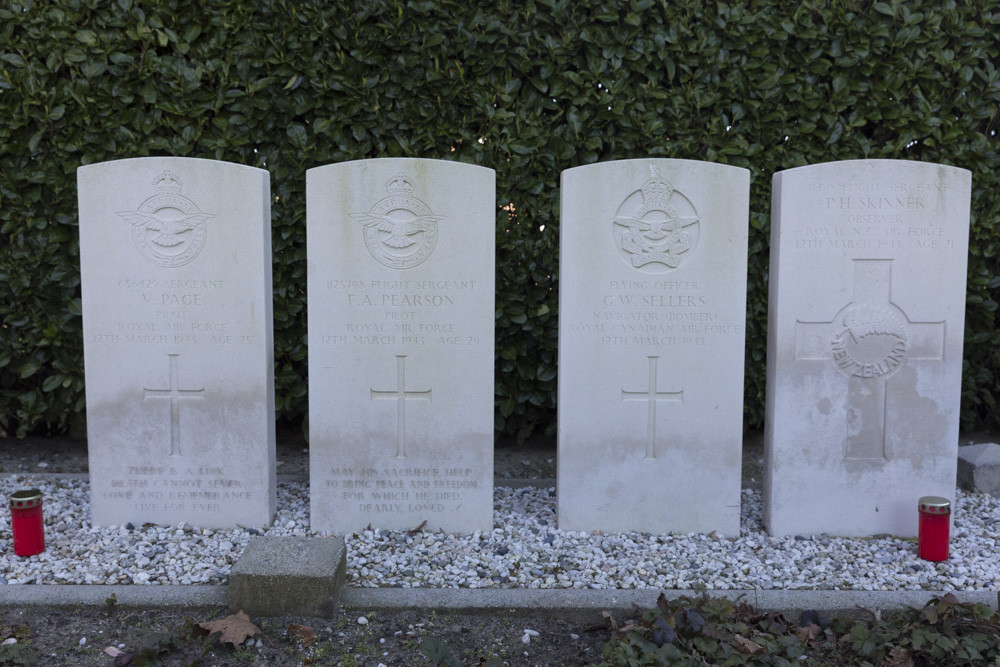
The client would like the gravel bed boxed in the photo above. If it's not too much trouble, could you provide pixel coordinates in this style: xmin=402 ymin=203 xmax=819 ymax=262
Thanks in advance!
xmin=1 ymin=475 xmax=997 ymax=591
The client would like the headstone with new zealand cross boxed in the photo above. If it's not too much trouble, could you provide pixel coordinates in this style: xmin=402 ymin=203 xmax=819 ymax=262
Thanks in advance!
xmin=764 ymin=159 xmax=971 ymax=537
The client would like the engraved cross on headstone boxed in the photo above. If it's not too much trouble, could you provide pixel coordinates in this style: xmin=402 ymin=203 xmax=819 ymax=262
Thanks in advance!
xmin=371 ymin=355 xmax=431 ymax=459
xmin=143 ymin=353 xmax=205 ymax=457
xmin=621 ymin=356 xmax=683 ymax=460
xmin=794 ymin=259 xmax=945 ymax=460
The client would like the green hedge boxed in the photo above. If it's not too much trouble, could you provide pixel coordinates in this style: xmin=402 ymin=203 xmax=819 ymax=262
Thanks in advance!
xmin=2 ymin=0 xmax=998 ymax=440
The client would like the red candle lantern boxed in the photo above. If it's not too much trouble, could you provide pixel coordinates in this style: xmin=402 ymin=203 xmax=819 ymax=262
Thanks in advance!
xmin=917 ymin=496 xmax=950 ymax=562
xmin=9 ymin=489 xmax=45 ymax=557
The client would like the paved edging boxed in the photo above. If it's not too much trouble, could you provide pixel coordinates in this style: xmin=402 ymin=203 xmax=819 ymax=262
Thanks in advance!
xmin=338 ymin=588 xmax=751 ymax=615
xmin=0 ymin=585 xmax=229 ymax=608
xmin=339 ymin=588 xmax=999 ymax=616
xmin=1 ymin=585 xmax=995 ymax=616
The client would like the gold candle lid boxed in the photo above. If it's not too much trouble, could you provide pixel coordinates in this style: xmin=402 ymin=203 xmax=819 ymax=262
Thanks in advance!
xmin=918 ymin=496 xmax=951 ymax=512
xmin=9 ymin=489 xmax=42 ymax=509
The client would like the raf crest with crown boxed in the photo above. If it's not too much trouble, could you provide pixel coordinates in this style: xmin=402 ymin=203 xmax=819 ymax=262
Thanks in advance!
xmin=613 ymin=165 xmax=700 ymax=272
xmin=116 ymin=171 xmax=215 ymax=268
xmin=351 ymin=173 xmax=442 ymax=269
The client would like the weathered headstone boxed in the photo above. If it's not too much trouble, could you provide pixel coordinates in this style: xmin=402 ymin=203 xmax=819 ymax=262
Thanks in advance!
xmin=764 ymin=159 xmax=971 ymax=537
xmin=558 ymin=159 xmax=750 ymax=535
xmin=307 ymin=159 xmax=495 ymax=533
xmin=78 ymin=158 xmax=275 ymax=529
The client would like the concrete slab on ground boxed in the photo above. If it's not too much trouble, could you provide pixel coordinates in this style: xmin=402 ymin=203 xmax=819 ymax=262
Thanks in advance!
xmin=958 ymin=442 xmax=1000 ymax=497
xmin=229 ymin=536 xmax=346 ymax=618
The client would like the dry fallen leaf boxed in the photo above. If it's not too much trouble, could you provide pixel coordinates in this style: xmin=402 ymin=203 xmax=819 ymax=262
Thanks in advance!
xmin=112 ymin=652 xmax=135 ymax=667
xmin=732 ymin=634 xmax=766 ymax=654
xmin=288 ymin=624 xmax=315 ymax=647
xmin=198 ymin=610 xmax=262 ymax=647
xmin=885 ymin=647 xmax=915 ymax=667
xmin=601 ymin=610 xmax=618 ymax=633
xmin=940 ymin=592 xmax=960 ymax=605
xmin=794 ymin=622 xmax=823 ymax=643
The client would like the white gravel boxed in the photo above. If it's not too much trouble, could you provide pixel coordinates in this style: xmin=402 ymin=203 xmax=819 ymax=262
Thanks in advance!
xmin=1 ymin=475 xmax=997 ymax=591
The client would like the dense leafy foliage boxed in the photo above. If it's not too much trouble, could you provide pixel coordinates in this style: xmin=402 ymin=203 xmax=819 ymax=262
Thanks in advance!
xmin=599 ymin=590 xmax=1000 ymax=666
xmin=1 ymin=0 xmax=998 ymax=439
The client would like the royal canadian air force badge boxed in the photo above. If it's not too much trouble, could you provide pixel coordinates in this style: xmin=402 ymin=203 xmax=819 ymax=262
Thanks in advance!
xmin=116 ymin=171 xmax=215 ymax=268
xmin=351 ymin=173 xmax=442 ymax=269
xmin=613 ymin=165 xmax=700 ymax=272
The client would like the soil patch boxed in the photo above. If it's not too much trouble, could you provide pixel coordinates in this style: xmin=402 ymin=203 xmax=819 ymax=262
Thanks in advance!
xmin=2 ymin=604 xmax=612 ymax=666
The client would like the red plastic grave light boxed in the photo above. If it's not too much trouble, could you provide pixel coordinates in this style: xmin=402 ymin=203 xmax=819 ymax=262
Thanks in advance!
xmin=917 ymin=496 xmax=951 ymax=562
xmin=9 ymin=489 xmax=45 ymax=557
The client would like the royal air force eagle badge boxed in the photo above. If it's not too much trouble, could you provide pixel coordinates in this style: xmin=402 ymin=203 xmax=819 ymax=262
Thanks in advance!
xmin=613 ymin=165 xmax=700 ymax=272
xmin=351 ymin=173 xmax=441 ymax=269
xmin=116 ymin=171 xmax=215 ymax=268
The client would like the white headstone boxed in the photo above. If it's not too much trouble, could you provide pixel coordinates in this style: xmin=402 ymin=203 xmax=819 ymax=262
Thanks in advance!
xmin=558 ymin=159 xmax=750 ymax=535
xmin=78 ymin=157 xmax=276 ymax=529
xmin=307 ymin=158 xmax=495 ymax=533
xmin=764 ymin=159 xmax=971 ymax=537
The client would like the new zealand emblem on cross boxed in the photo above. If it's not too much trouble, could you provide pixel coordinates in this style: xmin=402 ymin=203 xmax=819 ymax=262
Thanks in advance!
xmin=794 ymin=259 xmax=945 ymax=461
xmin=612 ymin=165 xmax=700 ymax=272
xmin=351 ymin=173 xmax=442 ymax=269
xmin=116 ymin=171 xmax=215 ymax=268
